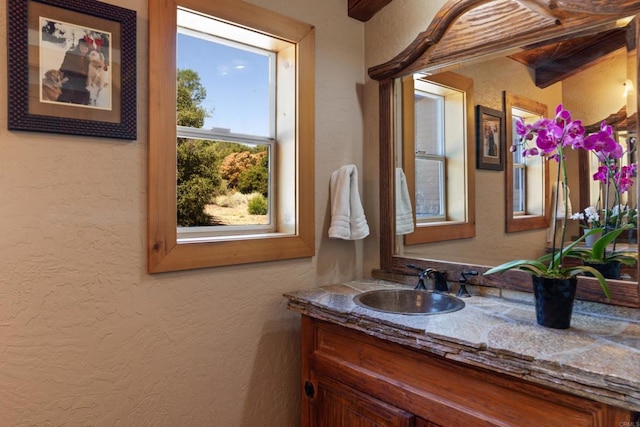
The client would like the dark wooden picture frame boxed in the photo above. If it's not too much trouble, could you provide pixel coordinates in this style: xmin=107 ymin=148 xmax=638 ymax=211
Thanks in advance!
xmin=7 ymin=0 xmax=137 ymax=140
xmin=476 ymin=105 xmax=504 ymax=171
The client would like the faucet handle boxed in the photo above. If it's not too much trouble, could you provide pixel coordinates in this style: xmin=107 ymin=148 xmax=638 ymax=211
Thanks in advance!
xmin=459 ymin=270 xmax=479 ymax=282
xmin=456 ymin=270 xmax=478 ymax=298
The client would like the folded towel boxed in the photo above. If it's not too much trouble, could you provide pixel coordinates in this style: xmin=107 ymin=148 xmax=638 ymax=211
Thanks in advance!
xmin=328 ymin=164 xmax=370 ymax=240
xmin=551 ymin=182 xmax=572 ymax=219
xmin=395 ymin=168 xmax=414 ymax=235
xmin=547 ymin=182 xmax=572 ymax=244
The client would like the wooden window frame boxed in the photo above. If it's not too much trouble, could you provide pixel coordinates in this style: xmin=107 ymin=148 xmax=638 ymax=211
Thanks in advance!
xmin=148 ymin=0 xmax=315 ymax=272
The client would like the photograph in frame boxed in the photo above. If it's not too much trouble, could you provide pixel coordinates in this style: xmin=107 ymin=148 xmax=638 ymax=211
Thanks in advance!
xmin=39 ymin=17 xmax=113 ymax=110
xmin=476 ymin=105 xmax=505 ymax=171
xmin=8 ymin=0 xmax=136 ymax=140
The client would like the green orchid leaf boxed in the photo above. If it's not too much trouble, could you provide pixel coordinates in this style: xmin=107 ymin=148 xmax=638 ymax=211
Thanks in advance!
xmin=565 ymin=225 xmax=637 ymax=264
xmin=605 ymin=251 xmax=638 ymax=265
xmin=567 ymin=265 xmax=611 ymax=299
xmin=549 ymin=230 xmax=594 ymax=267
xmin=590 ymin=226 xmax=631 ymax=259
xmin=484 ymin=259 xmax=547 ymax=276
xmin=484 ymin=259 xmax=548 ymax=276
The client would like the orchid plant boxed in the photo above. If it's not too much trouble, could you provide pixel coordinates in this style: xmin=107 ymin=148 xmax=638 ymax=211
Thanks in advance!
xmin=484 ymin=104 xmax=623 ymax=298
xmin=571 ymin=204 xmax=636 ymax=235
xmin=569 ymin=205 xmax=637 ymax=273
xmin=590 ymin=125 xmax=637 ymax=231
xmin=570 ymin=206 xmax=602 ymax=230
xmin=564 ymin=225 xmax=637 ymax=268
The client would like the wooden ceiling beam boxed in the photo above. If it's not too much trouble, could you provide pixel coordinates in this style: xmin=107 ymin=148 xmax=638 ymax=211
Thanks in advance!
xmin=533 ymin=29 xmax=628 ymax=88
xmin=348 ymin=0 xmax=393 ymax=22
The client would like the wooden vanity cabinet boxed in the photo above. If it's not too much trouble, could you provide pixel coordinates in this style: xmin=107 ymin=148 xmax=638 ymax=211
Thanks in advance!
xmin=312 ymin=373 xmax=417 ymax=426
xmin=300 ymin=316 xmax=633 ymax=426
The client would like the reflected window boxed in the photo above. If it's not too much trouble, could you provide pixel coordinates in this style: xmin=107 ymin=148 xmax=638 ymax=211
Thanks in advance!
xmin=511 ymin=107 xmax=545 ymax=217
xmin=505 ymin=93 xmax=549 ymax=233
xmin=414 ymin=91 xmax=445 ymax=220
xmin=512 ymin=133 xmax=525 ymax=214
xmin=400 ymin=72 xmax=475 ymax=245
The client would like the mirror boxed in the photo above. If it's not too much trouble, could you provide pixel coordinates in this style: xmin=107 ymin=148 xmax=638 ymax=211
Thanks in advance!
xmin=370 ymin=0 xmax=640 ymax=307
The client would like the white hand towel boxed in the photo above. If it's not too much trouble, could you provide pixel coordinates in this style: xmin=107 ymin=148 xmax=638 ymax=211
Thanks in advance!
xmin=551 ymin=182 xmax=572 ymax=220
xmin=395 ymin=168 xmax=414 ymax=235
xmin=328 ymin=165 xmax=370 ymax=240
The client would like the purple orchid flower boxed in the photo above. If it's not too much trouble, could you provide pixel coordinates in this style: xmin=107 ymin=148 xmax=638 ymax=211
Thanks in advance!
xmin=582 ymin=121 xmax=623 ymax=158
xmin=593 ymin=165 xmax=608 ymax=182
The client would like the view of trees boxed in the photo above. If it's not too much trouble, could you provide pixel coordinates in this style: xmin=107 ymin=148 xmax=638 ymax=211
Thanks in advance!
xmin=220 ymin=150 xmax=268 ymax=195
xmin=176 ymin=69 xmax=269 ymax=226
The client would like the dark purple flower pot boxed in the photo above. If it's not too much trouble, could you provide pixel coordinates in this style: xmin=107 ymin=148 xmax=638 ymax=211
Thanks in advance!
xmin=584 ymin=261 xmax=621 ymax=280
xmin=531 ymin=276 xmax=577 ymax=329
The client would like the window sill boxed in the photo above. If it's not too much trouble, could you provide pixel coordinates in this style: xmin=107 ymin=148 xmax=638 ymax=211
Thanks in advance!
xmin=177 ymin=231 xmax=295 ymax=244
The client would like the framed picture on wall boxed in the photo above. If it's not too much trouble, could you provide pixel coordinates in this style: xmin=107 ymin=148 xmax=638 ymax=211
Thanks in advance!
xmin=476 ymin=105 xmax=505 ymax=171
xmin=7 ymin=0 xmax=137 ymax=140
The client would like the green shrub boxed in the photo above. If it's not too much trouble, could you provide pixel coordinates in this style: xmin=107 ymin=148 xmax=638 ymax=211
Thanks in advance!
xmin=237 ymin=162 xmax=268 ymax=196
xmin=247 ymin=194 xmax=268 ymax=215
xmin=177 ymin=139 xmax=222 ymax=226
xmin=177 ymin=176 xmax=216 ymax=226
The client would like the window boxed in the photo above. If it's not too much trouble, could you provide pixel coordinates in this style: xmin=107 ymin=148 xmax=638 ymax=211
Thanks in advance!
xmin=504 ymin=92 xmax=549 ymax=233
xmin=511 ymin=107 xmax=546 ymax=217
xmin=413 ymin=91 xmax=446 ymax=221
xmin=176 ymin=8 xmax=278 ymax=238
xmin=512 ymin=133 xmax=526 ymax=214
xmin=148 ymin=0 xmax=315 ymax=272
xmin=400 ymin=72 xmax=475 ymax=245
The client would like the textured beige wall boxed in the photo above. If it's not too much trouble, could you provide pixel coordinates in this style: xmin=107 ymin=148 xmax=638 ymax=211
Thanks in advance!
xmin=0 ymin=0 xmax=365 ymax=425
xmin=563 ymin=48 xmax=628 ymax=125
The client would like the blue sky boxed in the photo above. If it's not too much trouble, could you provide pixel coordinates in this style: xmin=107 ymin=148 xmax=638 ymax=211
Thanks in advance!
xmin=177 ymin=33 xmax=270 ymax=136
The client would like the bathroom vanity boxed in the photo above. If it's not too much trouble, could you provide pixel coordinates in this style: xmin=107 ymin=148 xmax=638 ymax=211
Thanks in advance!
xmin=295 ymin=1 xmax=640 ymax=424
xmin=285 ymin=280 xmax=640 ymax=426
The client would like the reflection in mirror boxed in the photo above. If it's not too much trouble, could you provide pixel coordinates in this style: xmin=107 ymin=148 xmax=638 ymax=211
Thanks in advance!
xmin=396 ymin=33 xmax=638 ymax=277
xmin=505 ymin=94 xmax=549 ymax=233
xmin=581 ymin=45 xmax=638 ymax=224
xmin=397 ymin=72 xmax=475 ymax=247
xmin=375 ymin=4 xmax=640 ymax=304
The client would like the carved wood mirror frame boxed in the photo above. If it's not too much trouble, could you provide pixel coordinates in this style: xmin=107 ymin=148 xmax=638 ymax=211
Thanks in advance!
xmin=369 ymin=0 xmax=640 ymax=307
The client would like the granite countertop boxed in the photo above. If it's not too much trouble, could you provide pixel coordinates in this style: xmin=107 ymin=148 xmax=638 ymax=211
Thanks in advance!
xmin=285 ymin=279 xmax=640 ymax=412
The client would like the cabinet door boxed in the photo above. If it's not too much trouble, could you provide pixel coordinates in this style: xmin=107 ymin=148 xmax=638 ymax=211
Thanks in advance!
xmin=311 ymin=373 xmax=415 ymax=427
xmin=416 ymin=419 xmax=442 ymax=427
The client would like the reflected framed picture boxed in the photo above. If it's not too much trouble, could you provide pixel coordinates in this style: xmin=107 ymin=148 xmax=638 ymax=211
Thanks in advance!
xmin=7 ymin=0 xmax=137 ymax=140
xmin=476 ymin=105 xmax=505 ymax=171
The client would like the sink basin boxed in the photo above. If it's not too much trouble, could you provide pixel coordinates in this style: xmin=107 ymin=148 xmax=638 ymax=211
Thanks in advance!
xmin=353 ymin=289 xmax=465 ymax=315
